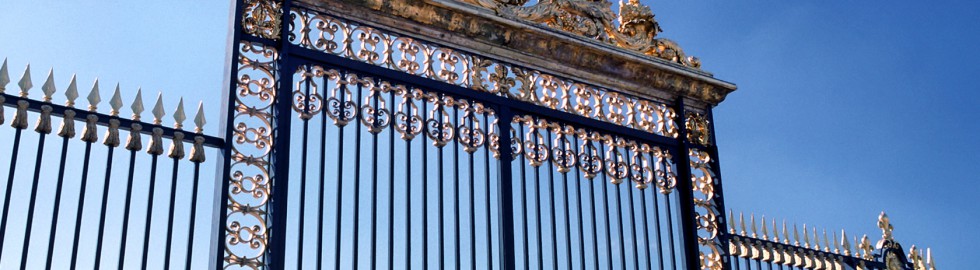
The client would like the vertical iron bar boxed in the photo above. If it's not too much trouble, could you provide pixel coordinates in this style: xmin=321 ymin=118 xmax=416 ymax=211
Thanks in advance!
xmin=483 ymin=110 xmax=493 ymax=270
xmin=495 ymin=106 xmax=516 ymax=270
xmin=599 ymin=143 xmax=613 ymax=270
xmin=421 ymin=93 xmax=429 ymax=270
xmin=268 ymin=0 xmax=295 ymax=267
xmin=405 ymin=90 xmax=414 ymax=270
xmin=613 ymin=145 xmax=626 ymax=270
xmin=664 ymin=192 xmax=677 ymax=268
xmin=332 ymin=73 xmax=347 ymax=270
xmin=674 ymin=97 xmax=703 ymax=270
xmin=93 ymin=146 xmax=117 ymax=269
xmin=163 ymin=156 xmax=181 ymax=269
xmin=639 ymin=154 xmax=652 ymax=270
xmin=184 ymin=161 xmax=202 ymax=270
xmin=652 ymin=158 xmax=666 ymax=270
xmin=19 ymin=131 xmax=49 ymax=269
xmin=138 ymin=153 xmax=161 ymax=270
xmin=297 ymin=66 xmax=311 ymax=270
xmin=351 ymin=80 xmax=363 ymax=270
xmin=437 ymin=94 xmax=445 ymax=270
xmin=369 ymin=79 xmax=380 ymax=270
xmin=387 ymin=84 xmax=396 ymax=270
xmin=0 ymin=128 xmax=23 ymax=258
xmin=453 ymin=104 xmax=460 ymax=270
xmin=468 ymin=108 xmax=476 ymax=270
xmin=559 ymin=126 xmax=573 ymax=270
xmin=518 ymin=121 xmax=528 ymax=270
xmin=571 ymin=136 xmax=588 ymax=270
xmin=545 ymin=125 xmax=558 ymax=269
xmin=583 ymin=138 xmax=599 ymax=270
xmin=43 ymin=135 xmax=72 ymax=269
xmin=316 ymin=75 xmax=328 ymax=270
xmin=625 ymin=147 xmax=639 ymax=270
xmin=69 ymin=140 xmax=94 ymax=269
xmin=117 ymin=149 xmax=139 ymax=269
xmin=533 ymin=122 xmax=543 ymax=270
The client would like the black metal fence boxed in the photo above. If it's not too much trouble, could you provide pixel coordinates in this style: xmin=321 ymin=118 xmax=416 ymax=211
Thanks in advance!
xmin=0 ymin=66 xmax=225 ymax=269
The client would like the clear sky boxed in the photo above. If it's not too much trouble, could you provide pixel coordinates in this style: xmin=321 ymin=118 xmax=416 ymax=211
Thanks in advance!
xmin=0 ymin=0 xmax=976 ymax=269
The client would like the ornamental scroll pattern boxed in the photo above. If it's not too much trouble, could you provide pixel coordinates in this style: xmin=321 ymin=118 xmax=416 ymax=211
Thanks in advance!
xmin=458 ymin=0 xmax=701 ymax=68
xmin=223 ymin=41 xmax=276 ymax=269
xmin=508 ymin=115 xmax=678 ymax=192
xmin=690 ymin=148 xmax=724 ymax=270
xmin=290 ymin=65 xmax=497 ymax=151
xmin=289 ymin=7 xmax=681 ymax=139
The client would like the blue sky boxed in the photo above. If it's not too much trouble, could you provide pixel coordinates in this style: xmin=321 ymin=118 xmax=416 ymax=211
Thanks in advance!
xmin=0 ymin=0 xmax=976 ymax=269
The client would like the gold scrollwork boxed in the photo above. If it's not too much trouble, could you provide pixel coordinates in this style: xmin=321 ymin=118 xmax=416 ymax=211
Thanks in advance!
xmin=242 ymin=0 xmax=282 ymax=40
xmin=457 ymin=0 xmax=701 ymax=68
xmin=686 ymin=112 xmax=711 ymax=146
xmin=224 ymin=41 xmax=277 ymax=269
xmin=290 ymin=8 xmax=680 ymax=138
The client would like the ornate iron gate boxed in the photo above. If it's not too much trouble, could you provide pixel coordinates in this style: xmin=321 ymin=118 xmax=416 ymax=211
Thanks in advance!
xmin=0 ymin=0 xmax=937 ymax=269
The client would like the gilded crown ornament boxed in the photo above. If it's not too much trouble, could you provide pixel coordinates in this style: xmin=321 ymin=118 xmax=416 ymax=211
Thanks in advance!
xmin=458 ymin=0 xmax=701 ymax=68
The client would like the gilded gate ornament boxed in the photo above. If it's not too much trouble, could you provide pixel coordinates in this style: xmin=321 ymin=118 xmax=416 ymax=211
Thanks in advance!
xmin=456 ymin=0 xmax=702 ymax=68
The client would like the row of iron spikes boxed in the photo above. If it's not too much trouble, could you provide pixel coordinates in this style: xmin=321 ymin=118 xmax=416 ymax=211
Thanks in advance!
xmin=0 ymin=58 xmax=206 ymax=133
xmin=727 ymin=210 xmax=936 ymax=268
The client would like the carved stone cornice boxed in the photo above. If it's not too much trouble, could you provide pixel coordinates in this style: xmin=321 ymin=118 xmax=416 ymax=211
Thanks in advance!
xmin=295 ymin=0 xmax=737 ymax=107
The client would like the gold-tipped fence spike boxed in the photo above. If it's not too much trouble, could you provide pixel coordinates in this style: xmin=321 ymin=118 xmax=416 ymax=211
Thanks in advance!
xmin=87 ymin=79 xmax=101 ymax=112
xmin=750 ymin=214 xmax=757 ymax=238
xmin=760 ymin=215 xmax=768 ymax=240
xmin=131 ymin=88 xmax=144 ymax=120
xmin=927 ymin=248 xmax=935 ymax=270
xmin=841 ymin=229 xmax=851 ymax=256
xmin=109 ymin=84 xmax=123 ymax=116
xmin=793 ymin=223 xmax=800 ymax=246
xmin=151 ymin=92 xmax=164 ymax=125
xmin=771 ymin=219 xmax=779 ymax=243
xmin=782 ymin=220 xmax=789 ymax=245
xmin=739 ymin=212 xmax=746 ymax=236
xmin=193 ymin=101 xmax=206 ymax=133
xmin=65 ymin=74 xmax=78 ymax=107
xmin=173 ymin=97 xmax=186 ymax=129
xmin=0 ymin=58 xmax=9 ymax=93
xmin=18 ymin=63 xmax=32 ymax=97
xmin=820 ymin=228 xmax=828 ymax=252
xmin=728 ymin=209 xmax=736 ymax=235
xmin=832 ymin=230 xmax=840 ymax=254
xmin=41 ymin=68 xmax=55 ymax=102
xmin=812 ymin=227 xmax=820 ymax=251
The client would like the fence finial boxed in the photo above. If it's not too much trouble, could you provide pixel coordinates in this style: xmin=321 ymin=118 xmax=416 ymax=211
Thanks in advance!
xmin=65 ymin=74 xmax=78 ymax=107
xmin=131 ymin=87 xmax=144 ymax=120
xmin=926 ymin=248 xmax=935 ymax=270
xmin=41 ymin=68 xmax=56 ymax=102
xmin=841 ymin=229 xmax=851 ymax=256
xmin=771 ymin=219 xmax=779 ymax=243
xmin=832 ymin=230 xmax=840 ymax=254
xmin=750 ymin=214 xmax=757 ymax=238
xmin=194 ymin=101 xmax=206 ymax=133
xmin=728 ymin=208 xmax=735 ymax=235
xmin=87 ymin=79 xmax=101 ymax=112
xmin=793 ymin=223 xmax=800 ymax=246
xmin=18 ymin=63 xmax=32 ymax=97
xmin=110 ymin=84 xmax=123 ymax=116
xmin=821 ymin=228 xmax=829 ymax=252
xmin=738 ymin=212 xmax=746 ymax=236
xmin=173 ymin=97 xmax=186 ymax=129
xmin=858 ymin=234 xmax=872 ymax=259
xmin=152 ymin=92 xmax=165 ymax=125
xmin=878 ymin=211 xmax=894 ymax=242
xmin=760 ymin=215 xmax=768 ymax=240
xmin=0 ymin=58 xmax=9 ymax=93
xmin=782 ymin=220 xmax=789 ymax=245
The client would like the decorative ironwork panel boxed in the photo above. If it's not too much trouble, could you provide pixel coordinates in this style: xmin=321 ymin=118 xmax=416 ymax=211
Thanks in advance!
xmin=222 ymin=41 xmax=278 ymax=269
xmin=289 ymin=6 xmax=681 ymax=139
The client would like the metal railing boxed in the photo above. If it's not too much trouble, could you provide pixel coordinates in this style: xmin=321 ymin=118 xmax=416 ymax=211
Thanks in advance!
xmin=0 ymin=60 xmax=226 ymax=269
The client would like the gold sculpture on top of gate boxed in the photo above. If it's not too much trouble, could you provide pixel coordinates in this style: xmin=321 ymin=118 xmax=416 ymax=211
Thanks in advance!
xmin=458 ymin=0 xmax=702 ymax=69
